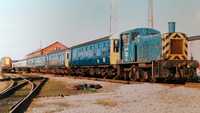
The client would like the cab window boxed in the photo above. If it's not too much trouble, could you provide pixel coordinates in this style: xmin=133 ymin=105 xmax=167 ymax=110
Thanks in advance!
xmin=113 ymin=39 xmax=119 ymax=52
xmin=131 ymin=32 xmax=139 ymax=40
xmin=122 ymin=34 xmax=129 ymax=47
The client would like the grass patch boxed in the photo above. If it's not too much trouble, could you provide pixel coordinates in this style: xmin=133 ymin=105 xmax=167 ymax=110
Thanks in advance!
xmin=95 ymin=99 xmax=117 ymax=107
xmin=38 ymin=79 xmax=77 ymax=97
xmin=14 ymin=84 xmax=32 ymax=97
xmin=31 ymin=101 xmax=69 ymax=108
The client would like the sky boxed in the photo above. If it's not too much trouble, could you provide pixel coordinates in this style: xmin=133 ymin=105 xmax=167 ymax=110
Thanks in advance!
xmin=0 ymin=0 xmax=200 ymax=60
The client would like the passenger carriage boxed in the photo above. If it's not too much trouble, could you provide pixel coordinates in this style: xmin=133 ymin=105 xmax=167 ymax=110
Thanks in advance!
xmin=70 ymin=35 xmax=120 ymax=78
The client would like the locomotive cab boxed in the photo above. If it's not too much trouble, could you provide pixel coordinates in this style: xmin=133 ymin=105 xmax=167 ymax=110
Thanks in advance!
xmin=120 ymin=28 xmax=161 ymax=63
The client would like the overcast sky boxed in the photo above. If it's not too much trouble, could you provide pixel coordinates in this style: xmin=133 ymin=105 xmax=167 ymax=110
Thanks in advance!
xmin=0 ymin=0 xmax=200 ymax=59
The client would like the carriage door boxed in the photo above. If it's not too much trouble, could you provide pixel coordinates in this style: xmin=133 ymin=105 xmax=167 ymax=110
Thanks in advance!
xmin=121 ymin=34 xmax=129 ymax=62
xmin=134 ymin=45 xmax=137 ymax=62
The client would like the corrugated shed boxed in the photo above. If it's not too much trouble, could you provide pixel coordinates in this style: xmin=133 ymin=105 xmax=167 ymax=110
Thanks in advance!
xmin=188 ymin=36 xmax=200 ymax=74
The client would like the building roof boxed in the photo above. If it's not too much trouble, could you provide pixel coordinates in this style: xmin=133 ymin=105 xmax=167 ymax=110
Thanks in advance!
xmin=26 ymin=49 xmax=41 ymax=56
xmin=188 ymin=36 xmax=200 ymax=41
xmin=26 ymin=41 xmax=68 ymax=57
xmin=42 ymin=41 xmax=68 ymax=51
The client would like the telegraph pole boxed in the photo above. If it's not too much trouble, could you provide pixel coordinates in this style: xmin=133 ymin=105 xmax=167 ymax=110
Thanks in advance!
xmin=40 ymin=40 xmax=42 ymax=50
xmin=109 ymin=0 xmax=112 ymax=34
xmin=109 ymin=0 xmax=118 ymax=34
xmin=148 ymin=0 xmax=154 ymax=28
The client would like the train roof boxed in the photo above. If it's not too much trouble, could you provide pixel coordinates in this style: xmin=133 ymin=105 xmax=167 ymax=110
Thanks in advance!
xmin=121 ymin=27 xmax=161 ymax=36
xmin=25 ymin=48 xmax=68 ymax=60
xmin=71 ymin=35 xmax=111 ymax=49
xmin=47 ymin=48 xmax=68 ymax=55
xmin=188 ymin=36 xmax=200 ymax=41
xmin=13 ymin=59 xmax=26 ymax=63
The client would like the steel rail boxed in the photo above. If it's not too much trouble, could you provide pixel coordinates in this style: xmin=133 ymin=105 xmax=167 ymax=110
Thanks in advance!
xmin=9 ymin=77 xmax=48 ymax=113
xmin=0 ymin=80 xmax=28 ymax=99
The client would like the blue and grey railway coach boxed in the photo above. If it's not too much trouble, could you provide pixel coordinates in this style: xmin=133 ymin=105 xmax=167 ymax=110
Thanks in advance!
xmin=70 ymin=35 xmax=120 ymax=77
xmin=12 ymin=59 xmax=30 ymax=72
xmin=47 ymin=49 xmax=70 ymax=67
xmin=70 ymin=36 xmax=119 ymax=66
xmin=27 ymin=56 xmax=46 ymax=68
xmin=26 ymin=49 xmax=70 ymax=74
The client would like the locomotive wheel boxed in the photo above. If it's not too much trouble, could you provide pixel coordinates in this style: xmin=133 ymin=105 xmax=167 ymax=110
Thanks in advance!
xmin=143 ymin=71 xmax=149 ymax=81
xmin=125 ymin=71 xmax=129 ymax=80
xmin=139 ymin=70 xmax=146 ymax=82
xmin=108 ymin=69 xmax=113 ymax=79
xmin=89 ymin=68 xmax=95 ymax=76
xmin=147 ymin=71 xmax=155 ymax=82
xmin=130 ymin=68 xmax=140 ymax=81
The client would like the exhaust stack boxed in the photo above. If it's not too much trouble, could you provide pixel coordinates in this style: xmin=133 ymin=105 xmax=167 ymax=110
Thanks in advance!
xmin=168 ymin=22 xmax=176 ymax=33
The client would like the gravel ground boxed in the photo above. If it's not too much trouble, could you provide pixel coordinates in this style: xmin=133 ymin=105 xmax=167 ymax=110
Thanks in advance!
xmin=26 ymin=77 xmax=200 ymax=113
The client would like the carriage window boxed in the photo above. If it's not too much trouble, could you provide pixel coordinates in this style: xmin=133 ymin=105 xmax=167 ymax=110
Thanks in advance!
xmin=113 ymin=39 xmax=119 ymax=52
xmin=149 ymin=32 xmax=157 ymax=35
xmin=98 ymin=44 xmax=102 ymax=48
xmin=102 ymin=48 xmax=106 ymax=56
xmin=67 ymin=53 xmax=69 ymax=59
xmin=103 ymin=42 xmax=106 ymax=47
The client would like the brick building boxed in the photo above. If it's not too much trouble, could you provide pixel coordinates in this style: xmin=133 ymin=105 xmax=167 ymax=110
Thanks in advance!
xmin=26 ymin=41 xmax=68 ymax=59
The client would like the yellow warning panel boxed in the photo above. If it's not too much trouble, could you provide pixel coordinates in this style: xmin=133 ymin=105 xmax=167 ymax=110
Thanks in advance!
xmin=162 ymin=32 xmax=188 ymax=60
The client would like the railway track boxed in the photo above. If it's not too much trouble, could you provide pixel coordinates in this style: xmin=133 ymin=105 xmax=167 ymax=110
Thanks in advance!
xmin=0 ymin=76 xmax=48 ymax=113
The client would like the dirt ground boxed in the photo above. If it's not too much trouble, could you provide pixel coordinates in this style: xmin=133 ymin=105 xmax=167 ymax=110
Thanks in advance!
xmin=24 ymin=74 xmax=200 ymax=113
xmin=0 ymin=74 xmax=9 ymax=92
xmin=39 ymin=75 xmax=121 ymax=97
